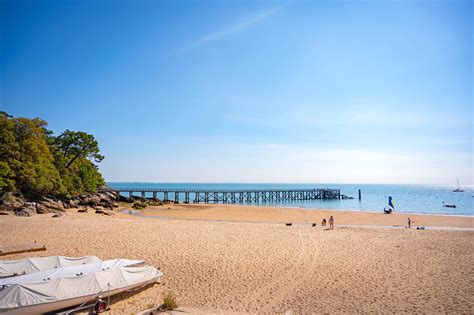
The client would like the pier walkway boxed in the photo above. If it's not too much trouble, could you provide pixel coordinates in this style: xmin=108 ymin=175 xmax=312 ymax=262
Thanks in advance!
xmin=113 ymin=188 xmax=342 ymax=204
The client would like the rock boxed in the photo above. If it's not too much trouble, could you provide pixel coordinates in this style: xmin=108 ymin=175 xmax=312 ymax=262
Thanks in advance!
xmin=0 ymin=210 xmax=10 ymax=215
xmin=1 ymin=193 xmax=24 ymax=211
xmin=15 ymin=202 xmax=37 ymax=216
xmin=69 ymin=199 xmax=79 ymax=207
xmin=77 ymin=208 xmax=88 ymax=213
xmin=52 ymin=213 xmax=67 ymax=218
xmin=95 ymin=209 xmax=104 ymax=214
xmin=104 ymin=190 xmax=119 ymax=200
xmin=80 ymin=195 xmax=101 ymax=206
xmin=102 ymin=211 xmax=115 ymax=216
xmin=0 ymin=188 xmax=119 ymax=215
xmin=63 ymin=199 xmax=78 ymax=209
xmin=37 ymin=197 xmax=65 ymax=213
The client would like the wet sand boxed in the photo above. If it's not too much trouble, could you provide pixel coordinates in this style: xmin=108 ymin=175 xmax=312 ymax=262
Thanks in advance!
xmin=139 ymin=203 xmax=474 ymax=229
xmin=0 ymin=206 xmax=473 ymax=314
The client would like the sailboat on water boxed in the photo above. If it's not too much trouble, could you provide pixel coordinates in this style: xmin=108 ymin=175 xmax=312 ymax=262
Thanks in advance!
xmin=453 ymin=178 xmax=464 ymax=192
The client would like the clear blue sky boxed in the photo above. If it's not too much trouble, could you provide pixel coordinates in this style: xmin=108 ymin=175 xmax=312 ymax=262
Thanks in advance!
xmin=1 ymin=0 xmax=472 ymax=184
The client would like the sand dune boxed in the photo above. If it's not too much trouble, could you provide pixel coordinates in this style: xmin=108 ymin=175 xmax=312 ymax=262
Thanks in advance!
xmin=0 ymin=207 xmax=472 ymax=314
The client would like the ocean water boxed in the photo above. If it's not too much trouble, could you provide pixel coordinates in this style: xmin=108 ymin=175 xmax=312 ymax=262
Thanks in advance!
xmin=108 ymin=183 xmax=474 ymax=216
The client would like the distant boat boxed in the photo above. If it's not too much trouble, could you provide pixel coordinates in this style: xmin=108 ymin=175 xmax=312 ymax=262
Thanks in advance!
xmin=443 ymin=204 xmax=456 ymax=208
xmin=453 ymin=179 xmax=464 ymax=192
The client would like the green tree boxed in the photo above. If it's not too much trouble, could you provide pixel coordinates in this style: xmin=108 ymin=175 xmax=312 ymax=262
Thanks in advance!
xmin=0 ymin=111 xmax=105 ymax=198
xmin=0 ymin=113 xmax=62 ymax=198
xmin=53 ymin=130 xmax=104 ymax=169
xmin=0 ymin=161 xmax=14 ymax=192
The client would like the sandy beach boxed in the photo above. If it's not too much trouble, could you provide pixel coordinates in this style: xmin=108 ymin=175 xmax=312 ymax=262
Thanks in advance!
xmin=1 ymin=205 xmax=473 ymax=314
xmin=139 ymin=203 xmax=474 ymax=229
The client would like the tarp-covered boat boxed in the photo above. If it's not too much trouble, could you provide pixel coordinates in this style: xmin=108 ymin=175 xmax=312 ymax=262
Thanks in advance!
xmin=0 ymin=255 xmax=101 ymax=278
xmin=0 ymin=258 xmax=144 ymax=287
xmin=0 ymin=266 xmax=163 ymax=314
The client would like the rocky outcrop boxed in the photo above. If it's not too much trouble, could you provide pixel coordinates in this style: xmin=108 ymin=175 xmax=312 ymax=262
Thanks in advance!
xmin=1 ymin=193 xmax=24 ymax=212
xmin=15 ymin=202 xmax=37 ymax=217
xmin=0 ymin=189 xmax=119 ymax=216
xmin=36 ymin=197 xmax=65 ymax=213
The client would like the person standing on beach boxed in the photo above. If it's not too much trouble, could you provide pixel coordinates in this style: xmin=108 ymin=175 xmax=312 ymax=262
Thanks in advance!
xmin=408 ymin=217 xmax=411 ymax=228
xmin=322 ymin=218 xmax=326 ymax=227
xmin=329 ymin=216 xmax=334 ymax=229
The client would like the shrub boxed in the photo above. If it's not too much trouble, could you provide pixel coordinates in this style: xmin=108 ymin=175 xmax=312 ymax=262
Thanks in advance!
xmin=162 ymin=292 xmax=178 ymax=310
xmin=132 ymin=201 xmax=148 ymax=210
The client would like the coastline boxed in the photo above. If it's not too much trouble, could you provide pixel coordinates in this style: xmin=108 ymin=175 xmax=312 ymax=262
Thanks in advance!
xmin=133 ymin=203 xmax=474 ymax=229
xmin=258 ymin=203 xmax=474 ymax=218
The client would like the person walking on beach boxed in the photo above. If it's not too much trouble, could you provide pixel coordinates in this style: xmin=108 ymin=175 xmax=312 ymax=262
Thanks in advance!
xmin=329 ymin=216 xmax=334 ymax=229
xmin=408 ymin=217 xmax=411 ymax=228
xmin=322 ymin=218 xmax=326 ymax=227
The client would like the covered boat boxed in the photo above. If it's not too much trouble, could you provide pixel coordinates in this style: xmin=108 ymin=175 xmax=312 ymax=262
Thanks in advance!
xmin=0 ymin=258 xmax=144 ymax=287
xmin=0 ymin=266 xmax=163 ymax=314
xmin=0 ymin=255 xmax=100 ymax=278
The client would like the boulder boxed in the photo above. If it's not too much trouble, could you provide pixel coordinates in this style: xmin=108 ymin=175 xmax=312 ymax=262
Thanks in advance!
xmin=118 ymin=195 xmax=128 ymax=202
xmin=0 ymin=210 xmax=10 ymax=215
xmin=52 ymin=213 xmax=67 ymax=218
xmin=15 ymin=203 xmax=37 ymax=216
xmin=37 ymin=197 xmax=65 ymax=213
xmin=69 ymin=199 xmax=79 ymax=207
xmin=62 ymin=199 xmax=78 ymax=209
xmin=1 ymin=193 xmax=24 ymax=211
xmin=79 ymin=195 xmax=101 ymax=207
xmin=77 ymin=208 xmax=88 ymax=213
xmin=104 ymin=190 xmax=119 ymax=200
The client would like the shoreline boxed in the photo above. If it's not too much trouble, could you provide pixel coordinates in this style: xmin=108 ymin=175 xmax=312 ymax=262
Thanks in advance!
xmin=122 ymin=209 xmax=474 ymax=231
xmin=267 ymin=204 xmax=474 ymax=218
xmin=129 ymin=203 xmax=474 ymax=229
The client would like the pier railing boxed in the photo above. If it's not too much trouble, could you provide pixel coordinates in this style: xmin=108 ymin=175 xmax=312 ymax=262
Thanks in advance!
xmin=113 ymin=188 xmax=342 ymax=204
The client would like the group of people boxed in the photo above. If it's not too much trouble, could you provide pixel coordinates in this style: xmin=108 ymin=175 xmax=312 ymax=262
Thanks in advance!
xmin=321 ymin=215 xmax=334 ymax=229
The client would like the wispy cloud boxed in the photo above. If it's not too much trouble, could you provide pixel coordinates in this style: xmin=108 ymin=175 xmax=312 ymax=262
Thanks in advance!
xmin=181 ymin=4 xmax=285 ymax=51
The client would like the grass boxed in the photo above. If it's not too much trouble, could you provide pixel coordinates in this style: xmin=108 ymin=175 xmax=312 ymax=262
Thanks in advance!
xmin=132 ymin=201 xmax=148 ymax=210
xmin=162 ymin=292 xmax=178 ymax=310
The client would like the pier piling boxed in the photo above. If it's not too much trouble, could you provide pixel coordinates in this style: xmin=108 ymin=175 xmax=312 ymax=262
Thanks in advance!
xmin=114 ymin=187 xmax=344 ymax=205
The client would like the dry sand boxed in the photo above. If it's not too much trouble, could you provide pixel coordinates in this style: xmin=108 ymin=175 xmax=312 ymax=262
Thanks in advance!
xmin=0 ymin=205 xmax=473 ymax=314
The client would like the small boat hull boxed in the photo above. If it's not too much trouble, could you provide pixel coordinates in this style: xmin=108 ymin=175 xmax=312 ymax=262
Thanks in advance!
xmin=0 ymin=266 xmax=162 ymax=315
xmin=2 ymin=277 xmax=158 ymax=315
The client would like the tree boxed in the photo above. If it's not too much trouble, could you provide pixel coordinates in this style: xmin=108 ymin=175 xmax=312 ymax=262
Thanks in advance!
xmin=0 ymin=161 xmax=14 ymax=192
xmin=53 ymin=130 xmax=104 ymax=169
xmin=0 ymin=113 xmax=62 ymax=198
xmin=0 ymin=111 xmax=105 ymax=198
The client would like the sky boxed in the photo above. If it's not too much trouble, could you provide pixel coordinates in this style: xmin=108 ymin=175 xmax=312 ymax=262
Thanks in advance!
xmin=0 ymin=0 xmax=472 ymax=184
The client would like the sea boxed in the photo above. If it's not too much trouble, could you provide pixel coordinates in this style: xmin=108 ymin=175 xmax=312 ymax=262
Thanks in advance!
xmin=108 ymin=183 xmax=474 ymax=216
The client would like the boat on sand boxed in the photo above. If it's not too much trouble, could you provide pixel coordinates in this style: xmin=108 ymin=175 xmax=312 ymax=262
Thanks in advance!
xmin=0 ymin=258 xmax=143 ymax=287
xmin=0 ymin=255 xmax=100 ymax=278
xmin=0 ymin=265 xmax=163 ymax=314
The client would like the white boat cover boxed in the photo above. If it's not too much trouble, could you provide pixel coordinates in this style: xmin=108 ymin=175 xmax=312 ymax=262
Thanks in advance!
xmin=0 ymin=266 xmax=163 ymax=312
xmin=0 ymin=256 xmax=100 ymax=277
xmin=0 ymin=258 xmax=144 ymax=287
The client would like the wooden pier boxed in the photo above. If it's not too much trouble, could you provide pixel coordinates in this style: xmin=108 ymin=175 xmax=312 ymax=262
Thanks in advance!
xmin=113 ymin=188 xmax=342 ymax=204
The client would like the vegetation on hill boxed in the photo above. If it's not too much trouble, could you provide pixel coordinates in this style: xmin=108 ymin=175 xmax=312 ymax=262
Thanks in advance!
xmin=0 ymin=111 xmax=105 ymax=200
